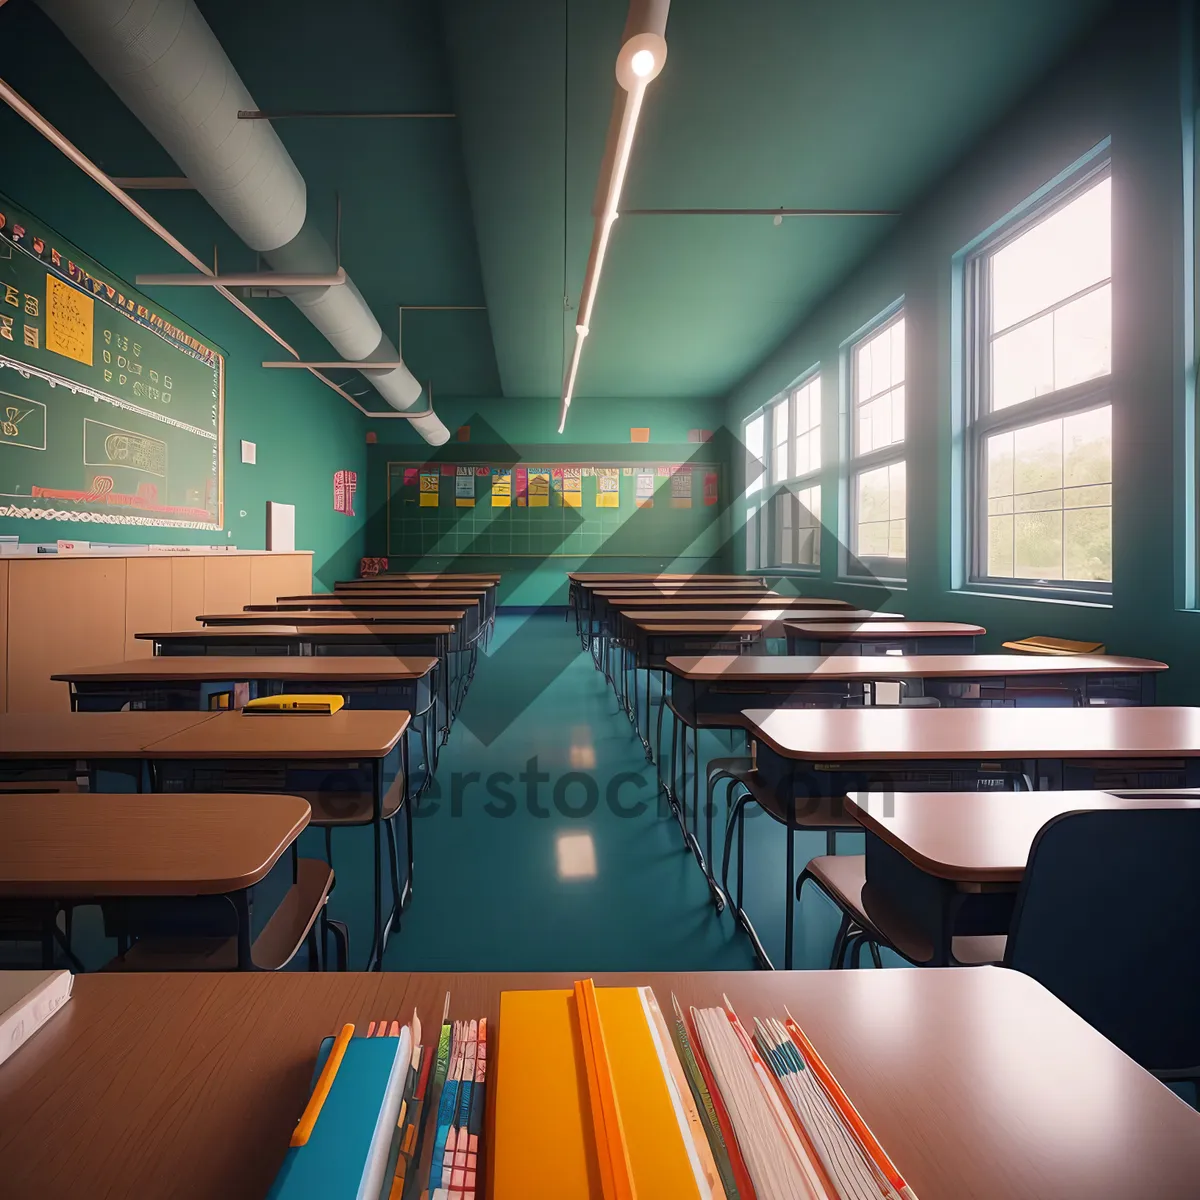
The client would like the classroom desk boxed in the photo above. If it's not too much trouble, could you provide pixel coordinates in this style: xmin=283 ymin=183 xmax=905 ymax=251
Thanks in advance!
xmin=618 ymin=607 xmax=892 ymax=640
xmin=0 ymin=710 xmax=217 ymax=788
xmin=326 ymin=581 xmax=498 ymax=629
xmin=0 ymin=709 xmax=409 ymax=969
xmin=785 ymin=619 xmax=984 ymax=655
xmin=3 ymin=968 xmax=1199 ymax=1200
xmin=740 ymin=705 xmax=1200 ymax=967
xmin=52 ymin=655 xmax=442 ymax=779
xmin=139 ymin=625 xmax=456 ymax=743
xmin=842 ymin=788 xmax=1200 ymax=966
xmin=148 ymin=710 xmax=410 ymax=971
xmin=0 ymin=792 xmax=310 ymax=971
xmin=666 ymin=652 xmax=1167 ymax=719
xmin=248 ymin=598 xmax=482 ymax=651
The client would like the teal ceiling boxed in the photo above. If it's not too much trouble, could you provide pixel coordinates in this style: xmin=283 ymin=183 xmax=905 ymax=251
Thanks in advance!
xmin=1 ymin=0 xmax=1111 ymax=416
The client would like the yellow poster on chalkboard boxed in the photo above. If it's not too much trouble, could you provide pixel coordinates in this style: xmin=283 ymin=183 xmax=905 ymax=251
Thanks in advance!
xmin=562 ymin=467 xmax=582 ymax=508
xmin=528 ymin=468 xmax=550 ymax=506
xmin=596 ymin=467 xmax=619 ymax=507
xmin=419 ymin=471 xmax=439 ymax=506
xmin=492 ymin=467 xmax=511 ymax=506
xmin=45 ymin=274 xmax=93 ymax=367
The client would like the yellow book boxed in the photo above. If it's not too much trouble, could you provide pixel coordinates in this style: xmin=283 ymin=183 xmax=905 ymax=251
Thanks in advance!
xmin=489 ymin=985 xmax=723 ymax=1199
xmin=243 ymin=694 xmax=345 ymax=714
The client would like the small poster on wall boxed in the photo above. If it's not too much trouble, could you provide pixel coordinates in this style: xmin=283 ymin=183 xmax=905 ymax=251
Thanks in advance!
xmin=419 ymin=471 xmax=439 ymax=506
xmin=528 ymin=468 xmax=550 ymax=506
xmin=635 ymin=471 xmax=655 ymax=509
xmin=492 ymin=466 xmax=512 ymax=506
xmin=704 ymin=470 xmax=719 ymax=506
xmin=456 ymin=465 xmax=476 ymax=507
xmin=333 ymin=469 xmax=358 ymax=516
xmin=596 ymin=468 xmax=619 ymax=508
xmin=515 ymin=466 xmax=528 ymax=506
xmin=670 ymin=470 xmax=692 ymax=510
xmin=562 ymin=467 xmax=582 ymax=507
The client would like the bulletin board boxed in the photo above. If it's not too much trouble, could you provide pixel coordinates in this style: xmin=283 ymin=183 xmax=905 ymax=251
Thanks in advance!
xmin=0 ymin=192 xmax=225 ymax=529
xmin=387 ymin=456 xmax=727 ymax=558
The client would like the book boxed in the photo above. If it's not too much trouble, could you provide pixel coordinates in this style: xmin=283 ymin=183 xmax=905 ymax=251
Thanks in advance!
xmin=268 ymin=1027 xmax=411 ymax=1200
xmin=0 ymin=970 xmax=73 ymax=1069
xmin=489 ymin=984 xmax=721 ymax=1198
xmin=244 ymin=694 xmax=345 ymax=715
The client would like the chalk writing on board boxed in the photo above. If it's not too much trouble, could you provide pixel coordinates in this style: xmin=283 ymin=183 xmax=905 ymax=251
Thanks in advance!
xmin=45 ymin=273 xmax=93 ymax=367
xmin=83 ymin=418 xmax=167 ymax=478
xmin=0 ymin=390 xmax=46 ymax=450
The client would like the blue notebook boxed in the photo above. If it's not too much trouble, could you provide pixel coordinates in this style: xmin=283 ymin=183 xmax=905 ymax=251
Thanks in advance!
xmin=268 ymin=1033 xmax=411 ymax=1200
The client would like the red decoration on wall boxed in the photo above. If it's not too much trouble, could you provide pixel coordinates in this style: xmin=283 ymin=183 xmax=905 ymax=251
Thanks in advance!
xmin=360 ymin=556 xmax=388 ymax=577
xmin=334 ymin=469 xmax=358 ymax=516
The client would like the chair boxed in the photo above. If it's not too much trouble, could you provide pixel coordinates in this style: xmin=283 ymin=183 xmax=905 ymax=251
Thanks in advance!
xmin=1003 ymin=807 xmax=1200 ymax=1082
xmin=721 ymin=771 xmax=860 ymax=969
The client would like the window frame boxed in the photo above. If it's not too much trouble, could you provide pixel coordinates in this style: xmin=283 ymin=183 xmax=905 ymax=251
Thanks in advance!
xmin=743 ymin=367 xmax=823 ymax=572
xmin=964 ymin=159 xmax=1113 ymax=597
xmin=845 ymin=307 xmax=907 ymax=578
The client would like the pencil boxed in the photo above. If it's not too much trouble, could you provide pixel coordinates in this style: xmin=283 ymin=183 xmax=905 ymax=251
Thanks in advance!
xmin=290 ymin=1022 xmax=354 ymax=1147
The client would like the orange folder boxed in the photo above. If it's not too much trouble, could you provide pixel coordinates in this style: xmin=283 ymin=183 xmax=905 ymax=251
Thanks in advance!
xmin=489 ymin=985 xmax=723 ymax=1199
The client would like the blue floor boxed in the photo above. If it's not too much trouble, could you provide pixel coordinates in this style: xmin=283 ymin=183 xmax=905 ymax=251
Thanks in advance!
xmin=28 ymin=612 xmax=862 ymax=973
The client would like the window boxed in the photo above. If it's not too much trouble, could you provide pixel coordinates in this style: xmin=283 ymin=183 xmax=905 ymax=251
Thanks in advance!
xmin=848 ymin=311 xmax=906 ymax=571
xmin=743 ymin=370 xmax=823 ymax=570
xmin=966 ymin=167 xmax=1112 ymax=589
xmin=743 ymin=412 xmax=767 ymax=569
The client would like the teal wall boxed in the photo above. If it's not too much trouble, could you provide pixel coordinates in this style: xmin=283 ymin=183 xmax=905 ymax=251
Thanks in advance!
xmin=0 ymin=17 xmax=369 ymax=590
xmin=725 ymin=2 xmax=1200 ymax=702
xmin=365 ymin=396 xmax=730 ymax=603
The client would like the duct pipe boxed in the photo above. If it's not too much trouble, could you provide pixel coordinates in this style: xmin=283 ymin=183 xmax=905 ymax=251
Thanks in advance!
xmin=37 ymin=0 xmax=449 ymax=445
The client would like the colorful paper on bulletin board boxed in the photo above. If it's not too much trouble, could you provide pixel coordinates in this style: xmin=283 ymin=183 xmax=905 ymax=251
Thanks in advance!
xmin=656 ymin=464 xmax=672 ymax=476
xmin=670 ymin=470 xmax=692 ymax=509
xmin=515 ymin=466 xmax=528 ymax=506
xmin=403 ymin=467 xmax=419 ymax=487
xmin=419 ymin=471 xmax=439 ymax=506
xmin=635 ymin=471 xmax=655 ymax=508
xmin=704 ymin=470 xmax=719 ymax=506
xmin=562 ymin=467 xmax=582 ymax=508
xmin=456 ymin=465 xmax=475 ymax=507
xmin=441 ymin=464 xmax=457 ymax=476
xmin=596 ymin=467 xmax=619 ymax=508
xmin=476 ymin=465 xmax=490 ymax=476
xmin=491 ymin=466 xmax=512 ymax=506
xmin=528 ymin=468 xmax=550 ymax=506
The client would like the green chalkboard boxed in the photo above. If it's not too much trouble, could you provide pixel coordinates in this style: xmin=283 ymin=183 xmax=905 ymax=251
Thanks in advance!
xmin=387 ymin=456 xmax=728 ymax=558
xmin=0 ymin=192 xmax=224 ymax=530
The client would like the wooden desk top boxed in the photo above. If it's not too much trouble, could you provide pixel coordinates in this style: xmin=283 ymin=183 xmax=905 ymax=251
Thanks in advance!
xmin=743 ymin=705 xmax=1200 ymax=761
xmin=635 ymin=608 xmax=891 ymax=625
xmin=146 ymin=709 xmax=410 ymax=759
xmin=51 ymin=657 xmax=440 ymax=684
xmin=569 ymin=572 xmax=749 ymax=581
xmin=2 ymin=969 xmax=1198 ymax=1200
xmin=785 ymin=619 xmax=985 ymax=638
xmin=0 ymin=793 xmax=309 ymax=897
xmin=321 ymin=583 xmax=490 ymax=594
xmin=255 ymin=597 xmax=475 ymax=609
xmin=667 ymin=653 xmax=1168 ymax=680
xmin=843 ymin=789 xmax=1200 ymax=882
xmin=198 ymin=612 xmax=461 ymax=627
xmin=0 ymin=711 xmax=216 ymax=758
xmin=273 ymin=595 xmax=480 ymax=606
xmin=340 ymin=573 xmax=501 ymax=582
xmin=632 ymin=621 xmax=765 ymax=635
xmin=607 ymin=595 xmax=847 ymax=608
xmin=138 ymin=625 xmax=456 ymax=642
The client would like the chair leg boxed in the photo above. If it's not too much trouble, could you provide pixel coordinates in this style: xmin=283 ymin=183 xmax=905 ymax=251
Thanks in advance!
xmin=868 ymin=940 xmax=883 ymax=969
xmin=306 ymin=926 xmax=320 ymax=972
xmin=829 ymin=913 xmax=853 ymax=969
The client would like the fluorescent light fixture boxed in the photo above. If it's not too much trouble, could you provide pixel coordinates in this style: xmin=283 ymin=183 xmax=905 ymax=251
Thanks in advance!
xmin=558 ymin=2 xmax=669 ymax=435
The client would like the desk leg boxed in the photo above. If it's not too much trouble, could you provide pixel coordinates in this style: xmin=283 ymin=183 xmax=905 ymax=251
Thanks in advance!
xmin=401 ymin=733 xmax=413 ymax=912
xmin=440 ymin=639 xmax=451 ymax=747
xmin=369 ymin=757 xmax=384 ymax=971
xmin=233 ymin=890 xmax=254 ymax=971
xmin=784 ymin=791 xmax=795 ymax=971
xmin=644 ymin=669 xmax=653 ymax=763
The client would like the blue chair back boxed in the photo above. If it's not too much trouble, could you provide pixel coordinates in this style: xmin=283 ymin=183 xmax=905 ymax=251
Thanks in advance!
xmin=1005 ymin=806 xmax=1200 ymax=1077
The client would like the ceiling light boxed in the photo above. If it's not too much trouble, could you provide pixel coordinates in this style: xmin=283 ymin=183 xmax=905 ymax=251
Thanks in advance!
xmin=630 ymin=48 xmax=655 ymax=77
xmin=558 ymin=2 xmax=670 ymax=435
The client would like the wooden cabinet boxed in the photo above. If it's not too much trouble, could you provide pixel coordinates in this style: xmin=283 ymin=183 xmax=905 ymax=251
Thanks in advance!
xmin=0 ymin=552 xmax=312 ymax=713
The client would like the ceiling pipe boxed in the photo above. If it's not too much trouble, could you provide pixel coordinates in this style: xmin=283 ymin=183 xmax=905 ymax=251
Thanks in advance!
xmin=559 ymin=0 xmax=670 ymax=435
xmin=0 ymin=75 xmax=426 ymax=422
xmin=37 ymin=0 xmax=449 ymax=445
